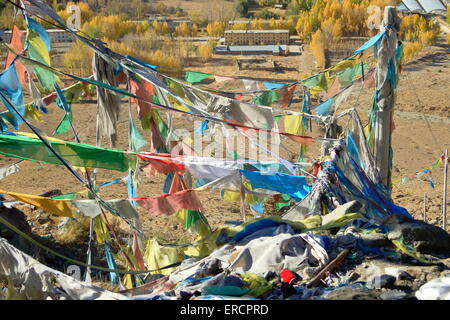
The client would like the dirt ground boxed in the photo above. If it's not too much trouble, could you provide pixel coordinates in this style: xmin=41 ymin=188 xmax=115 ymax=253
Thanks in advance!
xmin=0 ymin=34 xmax=449 ymax=246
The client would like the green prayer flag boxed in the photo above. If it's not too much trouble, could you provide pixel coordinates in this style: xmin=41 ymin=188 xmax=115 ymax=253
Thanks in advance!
xmin=185 ymin=71 xmax=211 ymax=84
xmin=253 ymin=90 xmax=278 ymax=106
xmin=55 ymin=112 xmax=72 ymax=134
xmin=52 ymin=192 xmax=77 ymax=200
xmin=301 ymin=73 xmax=327 ymax=88
xmin=0 ymin=134 xmax=136 ymax=172
xmin=129 ymin=116 xmax=148 ymax=151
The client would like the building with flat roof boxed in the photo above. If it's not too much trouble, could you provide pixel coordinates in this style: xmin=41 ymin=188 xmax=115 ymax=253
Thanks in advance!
xmin=2 ymin=29 xmax=75 ymax=44
xmin=224 ymin=29 xmax=290 ymax=46
xmin=214 ymin=44 xmax=288 ymax=55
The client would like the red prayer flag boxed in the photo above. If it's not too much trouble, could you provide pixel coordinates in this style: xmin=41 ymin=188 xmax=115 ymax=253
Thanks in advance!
xmin=135 ymin=189 xmax=204 ymax=216
xmin=138 ymin=153 xmax=186 ymax=176
xmin=130 ymin=78 xmax=155 ymax=118
xmin=278 ymin=84 xmax=297 ymax=108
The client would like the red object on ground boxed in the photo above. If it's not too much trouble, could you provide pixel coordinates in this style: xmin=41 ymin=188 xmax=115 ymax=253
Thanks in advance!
xmin=280 ymin=269 xmax=296 ymax=284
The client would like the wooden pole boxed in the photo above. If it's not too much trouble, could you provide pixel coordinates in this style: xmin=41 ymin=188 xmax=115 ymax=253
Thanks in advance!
xmin=443 ymin=149 xmax=448 ymax=231
xmin=374 ymin=7 xmax=401 ymax=188
xmin=240 ymin=174 xmax=246 ymax=223
xmin=423 ymin=193 xmax=427 ymax=222
xmin=307 ymin=248 xmax=350 ymax=288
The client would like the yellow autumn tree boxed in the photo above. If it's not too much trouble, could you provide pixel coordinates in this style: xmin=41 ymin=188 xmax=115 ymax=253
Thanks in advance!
xmin=310 ymin=29 xmax=327 ymax=68
xmin=400 ymin=14 xmax=440 ymax=46
xmin=206 ymin=21 xmax=226 ymax=37
xmin=62 ymin=40 xmax=94 ymax=76
xmin=191 ymin=24 xmax=199 ymax=37
xmin=161 ymin=22 xmax=171 ymax=35
xmin=175 ymin=22 xmax=191 ymax=37
xmin=198 ymin=43 xmax=212 ymax=62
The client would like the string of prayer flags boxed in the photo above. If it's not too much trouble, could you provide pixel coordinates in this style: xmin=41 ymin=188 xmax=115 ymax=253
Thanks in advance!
xmin=392 ymin=155 xmax=448 ymax=187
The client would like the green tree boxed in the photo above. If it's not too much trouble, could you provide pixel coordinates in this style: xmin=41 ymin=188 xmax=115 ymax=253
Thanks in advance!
xmin=235 ymin=0 xmax=249 ymax=17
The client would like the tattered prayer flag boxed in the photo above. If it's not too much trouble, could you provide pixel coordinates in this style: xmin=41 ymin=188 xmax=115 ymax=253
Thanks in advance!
xmin=354 ymin=30 xmax=386 ymax=54
xmin=132 ymin=231 xmax=146 ymax=270
xmin=363 ymin=70 xmax=375 ymax=89
xmin=104 ymin=242 xmax=119 ymax=284
xmin=302 ymin=73 xmax=333 ymax=96
xmin=138 ymin=153 xmax=185 ymax=176
xmin=323 ymin=77 xmax=342 ymax=99
xmin=243 ymin=79 xmax=260 ymax=92
xmin=25 ymin=16 xmax=59 ymax=90
xmin=314 ymin=98 xmax=334 ymax=116
xmin=55 ymin=112 xmax=72 ymax=134
xmin=301 ymin=72 xmax=327 ymax=88
xmin=278 ymin=84 xmax=297 ymax=108
xmin=135 ymin=189 xmax=204 ymax=216
xmin=284 ymin=115 xmax=301 ymax=135
xmin=185 ymin=71 xmax=211 ymax=83
xmin=0 ymin=64 xmax=25 ymax=129
xmin=214 ymin=75 xmax=236 ymax=83
xmin=240 ymin=169 xmax=311 ymax=201
xmin=337 ymin=66 xmax=357 ymax=88
xmin=195 ymin=120 xmax=209 ymax=136
xmin=0 ymin=133 xmax=136 ymax=172
xmin=5 ymin=26 xmax=28 ymax=86
xmin=176 ymin=209 xmax=211 ymax=238
xmin=0 ymin=163 xmax=20 ymax=180
xmin=263 ymin=82 xmax=287 ymax=90
xmin=129 ymin=116 xmax=148 ymax=151
xmin=253 ymin=90 xmax=278 ymax=106
xmin=330 ymin=59 xmax=357 ymax=71
xmin=26 ymin=16 xmax=51 ymax=50
xmin=54 ymin=83 xmax=73 ymax=134
xmin=0 ymin=189 xmax=73 ymax=217
xmin=129 ymin=78 xmax=155 ymax=120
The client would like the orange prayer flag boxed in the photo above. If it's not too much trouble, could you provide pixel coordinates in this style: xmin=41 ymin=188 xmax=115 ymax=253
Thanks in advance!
xmin=5 ymin=25 xmax=28 ymax=86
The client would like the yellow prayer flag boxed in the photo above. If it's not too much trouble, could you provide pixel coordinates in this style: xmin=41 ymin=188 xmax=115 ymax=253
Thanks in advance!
xmin=0 ymin=189 xmax=73 ymax=217
xmin=284 ymin=115 xmax=301 ymax=135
